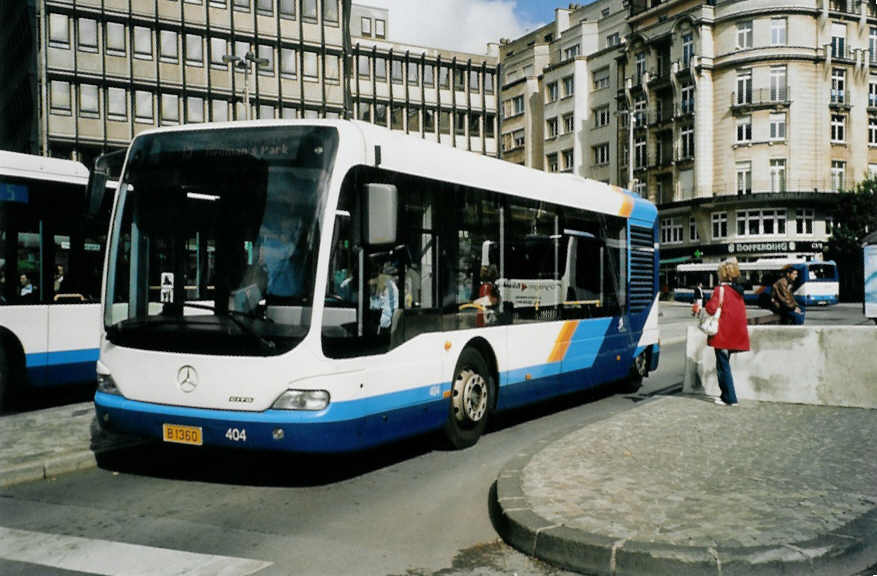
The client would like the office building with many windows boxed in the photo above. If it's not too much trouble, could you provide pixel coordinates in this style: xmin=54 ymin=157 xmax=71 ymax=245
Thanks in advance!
xmin=349 ymin=4 xmax=499 ymax=156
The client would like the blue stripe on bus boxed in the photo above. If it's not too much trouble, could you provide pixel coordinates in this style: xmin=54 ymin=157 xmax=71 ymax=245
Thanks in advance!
xmin=25 ymin=348 xmax=100 ymax=367
xmin=96 ymin=305 xmax=658 ymax=452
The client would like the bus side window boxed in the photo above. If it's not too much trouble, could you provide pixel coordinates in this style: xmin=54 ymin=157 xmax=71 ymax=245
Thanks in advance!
xmin=453 ymin=185 xmax=502 ymax=327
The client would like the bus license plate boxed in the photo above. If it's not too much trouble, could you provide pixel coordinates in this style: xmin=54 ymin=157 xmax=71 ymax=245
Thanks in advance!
xmin=162 ymin=423 xmax=203 ymax=446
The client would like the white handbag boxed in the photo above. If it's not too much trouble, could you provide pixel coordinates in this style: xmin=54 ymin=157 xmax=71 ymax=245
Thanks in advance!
xmin=698 ymin=286 xmax=724 ymax=336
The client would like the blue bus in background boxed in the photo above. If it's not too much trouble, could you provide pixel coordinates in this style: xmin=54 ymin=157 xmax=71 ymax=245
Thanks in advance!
xmin=675 ymin=259 xmax=839 ymax=307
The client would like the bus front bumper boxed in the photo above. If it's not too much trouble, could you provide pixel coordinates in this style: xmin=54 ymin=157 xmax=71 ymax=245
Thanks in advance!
xmin=94 ymin=391 xmax=447 ymax=453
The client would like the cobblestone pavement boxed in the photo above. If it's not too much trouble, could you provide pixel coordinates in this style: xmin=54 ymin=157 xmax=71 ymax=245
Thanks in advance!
xmin=524 ymin=396 xmax=877 ymax=547
xmin=0 ymin=402 xmax=141 ymax=487
xmin=494 ymin=395 xmax=877 ymax=575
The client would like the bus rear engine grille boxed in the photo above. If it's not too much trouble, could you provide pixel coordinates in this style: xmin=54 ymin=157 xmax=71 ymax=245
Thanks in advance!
xmin=630 ymin=226 xmax=656 ymax=314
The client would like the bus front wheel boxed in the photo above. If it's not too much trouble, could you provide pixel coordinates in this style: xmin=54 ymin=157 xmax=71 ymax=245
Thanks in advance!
xmin=443 ymin=348 xmax=493 ymax=450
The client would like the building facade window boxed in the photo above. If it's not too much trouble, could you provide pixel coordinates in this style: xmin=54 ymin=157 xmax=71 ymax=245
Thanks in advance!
xmin=257 ymin=45 xmax=274 ymax=74
xmin=607 ymin=33 xmax=620 ymax=48
xmin=212 ymin=100 xmax=228 ymax=122
xmin=325 ymin=54 xmax=339 ymax=80
xmin=454 ymin=67 xmax=465 ymax=90
xmin=870 ymin=117 xmax=877 ymax=146
xmin=564 ymin=44 xmax=580 ymax=60
xmin=210 ymin=38 xmax=227 ymax=66
xmin=361 ymin=17 xmax=371 ymax=36
xmin=869 ymin=78 xmax=877 ymax=108
xmin=635 ymin=52 xmax=646 ymax=83
xmin=107 ymin=22 xmax=126 ymax=54
xmin=281 ymin=48 xmax=297 ymax=76
xmin=593 ymin=68 xmax=609 ymax=90
xmin=160 ymin=30 xmax=178 ymax=61
xmin=302 ymin=0 xmax=317 ymax=20
xmin=407 ymin=61 xmax=419 ymax=85
xmin=594 ymin=106 xmax=609 ymax=128
xmin=871 ymin=27 xmax=877 ymax=64
xmin=134 ymin=26 xmax=152 ymax=58
xmin=831 ymin=22 xmax=846 ymax=58
xmin=771 ymin=18 xmax=787 ymax=46
xmin=770 ymin=113 xmax=786 ymax=140
xmin=796 ymin=208 xmax=814 ymax=235
xmin=593 ymin=143 xmax=609 ymax=166
xmin=736 ymin=70 xmax=752 ymax=104
xmin=546 ymin=117 xmax=558 ymax=139
xmin=49 ymin=13 xmax=69 ymax=46
xmin=78 ymin=19 xmax=98 ymax=51
xmin=661 ymin=218 xmax=683 ymax=245
xmin=736 ymin=20 xmax=753 ymax=49
xmin=546 ymin=153 xmax=559 ymax=172
xmin=135 ymin=90 xmax=153 ymax=122
xmin=423 ymin=64 xmax=434 ymax=86
xmin=564 ymin=112 xmax=575 ymax=133
xmin=323 ymin=0 xmax=338 ymax=23
xmin=831 ymin=160 xmax=845 ymax=191
xmin=832 ymin=68 xmax=846 ymax=104
xmin=562 ymin=75 xmax=574 ymax=97
xmin=374 ymin=57 xmax=386 ymax=80
xmin=375 ymin=19 xmax=385 ymax=38
xmin=770 ymin=159 xmax=786 ymax=193
xmin=712 ymin=212 xmax=728 ymax=239
xmin=79 ymin=84 xmax=99 ymax=115
xmin=680 ymin=125 xmax=694 ymax=159
xmin=256 ymin=0 xmax=272 ymax=14
xmin=831 ymin=114 xmax=846 ymax=143
xmin=185 ymin=34 xmax=203 ymax=64
xmin=770 ymin=66 xmax=787 ymax=101
xmin=681 ymin=83 xmax=695 ymax=114
xmin=279 ymin=0 xmax=295 ymax=17
xmin=468 ymin=69 xmax=479 ymax=92
xmin=689 ymin=216 xmax=699 ymax=242
xmin=562 ymin=149 xmax=574 ymax=170
xmin=50 ymin=81 xmax=71 ymax=112
xmin=161 ymin=94 xmax=179 ymax=124
xmin=682 ymin=32 xmax=694 ymax=67
xmin=635 ymin=136 xmax=646 ymax=168
xmin=736 ymin=162 xmax=752 ymax=195
xmin=107 ymin=87 xmax=127 ymax=120
xmin=303 ymin=51 xmax=318 ymax=78
xmin=187 ymin=97 xmax=204 ymax=123
xmin=736 ymin=116 xmax=752 ymax=143
xmin=546 ymin=81 xmax=558 ymax=103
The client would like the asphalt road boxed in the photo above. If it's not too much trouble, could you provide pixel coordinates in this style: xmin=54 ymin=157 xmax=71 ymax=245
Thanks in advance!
xmin=0 ymin=302 xmax=867 ymax=576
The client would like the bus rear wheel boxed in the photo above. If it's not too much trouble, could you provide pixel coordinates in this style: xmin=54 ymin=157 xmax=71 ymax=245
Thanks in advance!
xmin=619 ymin=350 xmax=648 ymax=394
xmin=0 ymin=341 xmax=25 ymax=413
xmin=443 ymin=348 xmax=492 ymax=450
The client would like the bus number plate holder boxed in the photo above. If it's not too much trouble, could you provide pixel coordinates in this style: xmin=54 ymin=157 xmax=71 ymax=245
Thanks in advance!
xmin=162 ymin=423 xmax=203 ymax=446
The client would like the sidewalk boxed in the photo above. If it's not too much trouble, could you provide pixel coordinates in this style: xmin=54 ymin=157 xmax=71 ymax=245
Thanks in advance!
xmin=0 ymin=402 xmax=143 ymax=487
xmin=491 ymin=395 xmax=877 ymax=576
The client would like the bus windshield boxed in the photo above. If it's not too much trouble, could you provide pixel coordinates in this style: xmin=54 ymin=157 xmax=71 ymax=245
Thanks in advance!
xmin=104 ymin=125 xmax=338 ymax=356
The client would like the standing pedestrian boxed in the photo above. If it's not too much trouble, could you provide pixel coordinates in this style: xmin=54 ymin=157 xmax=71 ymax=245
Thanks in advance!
xmin=771 ymin=267 xmax=804 ymax=325
xmin=703 ymin=258 xmax=750 ymax=406
xmin=692 ymin=281 xmax=705 ymax=316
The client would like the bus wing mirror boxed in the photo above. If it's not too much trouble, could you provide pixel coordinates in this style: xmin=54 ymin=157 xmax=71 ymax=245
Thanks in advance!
xmin=363 ymin=183 xmax=397 ymax=246
xmin=86 ymin=150 xmax=125 ymax=218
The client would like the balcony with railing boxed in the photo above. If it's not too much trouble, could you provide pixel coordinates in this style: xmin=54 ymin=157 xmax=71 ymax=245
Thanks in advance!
xmin=676 ymin=100 xmax=696 ymax=118
xmin=830 ymin=89 xmax=851 ymax=108
xmin=828 ymin=0 xmax=876 ymax=14
xmin=828 ymin=45 xmax=857 ymax=61
xmin=649 ymin=107 xmax=675 ymax=127
xmin=731 ymin=87 xmax=791 ymax=112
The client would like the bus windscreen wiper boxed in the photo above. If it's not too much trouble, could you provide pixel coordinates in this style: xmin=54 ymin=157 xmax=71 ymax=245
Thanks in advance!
xmin=178 ymin=302 xmax=276 ymax=351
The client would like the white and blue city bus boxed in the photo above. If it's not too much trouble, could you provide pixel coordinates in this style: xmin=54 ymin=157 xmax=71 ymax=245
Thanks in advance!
xmin=93 ymin=120 xmax=660 ymax=451
xmin=0 ymin=151 xmax=112 ymax=411
xmin=675 ymin=258 xmax=839 ymax=307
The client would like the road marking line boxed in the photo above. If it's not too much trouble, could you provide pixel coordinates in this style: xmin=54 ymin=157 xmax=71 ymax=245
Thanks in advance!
xmin=0 ymin=527 xmax=272 ymax=575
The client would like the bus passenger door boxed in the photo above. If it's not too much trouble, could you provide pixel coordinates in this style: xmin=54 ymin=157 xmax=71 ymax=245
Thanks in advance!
xmin=7 ymin=220 xmax=49 ymax=387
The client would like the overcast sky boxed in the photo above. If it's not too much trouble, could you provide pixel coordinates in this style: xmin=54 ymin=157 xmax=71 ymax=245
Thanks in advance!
xmin=363 ymin=0 xmax=550 ymax=54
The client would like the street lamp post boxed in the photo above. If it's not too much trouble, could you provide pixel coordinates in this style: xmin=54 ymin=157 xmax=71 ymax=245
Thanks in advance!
xmin=222 ymin=50 xmax=269 ymax=121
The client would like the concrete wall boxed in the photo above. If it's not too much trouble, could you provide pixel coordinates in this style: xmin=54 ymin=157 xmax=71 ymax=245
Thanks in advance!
xmin=683 ymin=325 xmax=877 ymax=409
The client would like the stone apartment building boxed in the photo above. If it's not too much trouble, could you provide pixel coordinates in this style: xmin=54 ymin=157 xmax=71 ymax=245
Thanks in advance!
xmin=500 ymin=0 xmax=877 ymax=288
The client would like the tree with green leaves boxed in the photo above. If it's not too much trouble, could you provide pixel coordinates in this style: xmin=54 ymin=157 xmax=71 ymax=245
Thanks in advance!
xmin=826 ymin=177 xmax=877 ymax=301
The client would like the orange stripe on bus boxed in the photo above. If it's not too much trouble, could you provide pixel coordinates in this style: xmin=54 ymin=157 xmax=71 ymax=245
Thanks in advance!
xmin=619 ymin=194 xmax=634 ymax=218
xmin=548 ymin=321 xmax=579 ymax=363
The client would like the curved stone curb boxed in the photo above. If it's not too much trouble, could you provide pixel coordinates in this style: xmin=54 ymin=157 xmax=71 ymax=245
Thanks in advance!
xmin=489 ymin=406 xmax=877 ymax=576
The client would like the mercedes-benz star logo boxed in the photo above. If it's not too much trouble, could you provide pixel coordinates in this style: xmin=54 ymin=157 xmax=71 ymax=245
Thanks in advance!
xmin=177 ymin=365 xmax=198 ymax=393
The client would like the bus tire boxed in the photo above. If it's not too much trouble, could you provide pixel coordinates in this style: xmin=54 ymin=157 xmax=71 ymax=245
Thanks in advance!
xmin=619 ymin=350 xmax=648 ymax=394
xmin=443 ymin=347 xmax=493 ymax=450
xmin=0 ymin=337 xmax=26 ymax=413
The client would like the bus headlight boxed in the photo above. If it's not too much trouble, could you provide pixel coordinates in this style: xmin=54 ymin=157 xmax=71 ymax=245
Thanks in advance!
xmin=96 ymin=362 xmax=120 ymax=395
xmin=272 ymin=389 xmax=330 ymax=411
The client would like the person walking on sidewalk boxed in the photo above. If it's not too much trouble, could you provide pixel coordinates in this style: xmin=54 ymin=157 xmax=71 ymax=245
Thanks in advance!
xmin=771 ymin=267 xmax=804 ymax=325
xmin=704 ymin=258 xmax=750 ymax=406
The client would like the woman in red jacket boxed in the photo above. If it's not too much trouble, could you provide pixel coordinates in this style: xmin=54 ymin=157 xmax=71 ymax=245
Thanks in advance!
xmin=703 ymin=258 xmax=750 ymax=406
